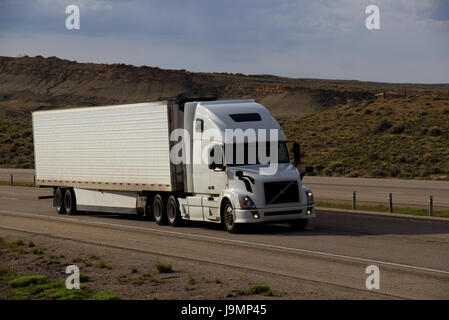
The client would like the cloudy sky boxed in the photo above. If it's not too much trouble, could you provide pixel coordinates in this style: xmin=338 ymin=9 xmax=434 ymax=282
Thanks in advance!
xmin=0 ymin=0 xmax=448 ymax=83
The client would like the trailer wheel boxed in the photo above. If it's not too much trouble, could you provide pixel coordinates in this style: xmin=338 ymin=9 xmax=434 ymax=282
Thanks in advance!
xmin=167 ymin=195 xmax=182 ymax=227
xmin=153 ymin=194 xmax=167 ymax=225
xmin=64 ymin=188 xmax=77 ymax=215
xmin=290 ymin=219 xmax=308 ymax=231
xmin=223 ymin=199 xmax=240 ymax=234
xmin=144 ymin=195 xmax=154 ymax=221
xmin=54 ymin=188 xmax=66 ymax=214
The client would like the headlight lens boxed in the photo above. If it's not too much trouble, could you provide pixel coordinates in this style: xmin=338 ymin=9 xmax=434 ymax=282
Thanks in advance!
xmin=239 ymin=195 xmax=257 ymax=209
xmin=307 ymin=191 xmax=314 ymax=205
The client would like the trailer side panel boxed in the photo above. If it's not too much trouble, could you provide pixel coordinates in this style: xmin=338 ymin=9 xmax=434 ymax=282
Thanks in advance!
xmin=33 ymin=102 xmax=174 ymax=192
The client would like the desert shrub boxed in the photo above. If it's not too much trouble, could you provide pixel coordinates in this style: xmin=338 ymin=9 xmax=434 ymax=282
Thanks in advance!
xmin=373 ymin=120 xmax=392 ymax=133
xmin=391 ymin=123 xmax=405 ymax=134
xmin=428 ymin=126 xmax=442 ymax=137
xmin=329 ymin=162 xmax=344 ymax=170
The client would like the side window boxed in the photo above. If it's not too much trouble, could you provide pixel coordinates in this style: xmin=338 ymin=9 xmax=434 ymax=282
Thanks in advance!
xmin=195 ymin=119 xmax=204 ymax=133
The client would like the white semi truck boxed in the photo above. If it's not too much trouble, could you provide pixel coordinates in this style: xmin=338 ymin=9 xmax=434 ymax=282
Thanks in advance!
xmin=32 ymin=99 xmax=315 ymax=233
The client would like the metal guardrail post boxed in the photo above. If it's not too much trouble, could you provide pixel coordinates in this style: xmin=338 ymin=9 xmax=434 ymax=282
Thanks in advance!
xmin=429 ymin=196 xmax=433 ymax=217
xmin=389 ymin=193 xmax=393 ymax=213
xmin=352 ymin=191 xmax=356 ymax=210
xmin=10 ymin=174 xmax=13 ymax=187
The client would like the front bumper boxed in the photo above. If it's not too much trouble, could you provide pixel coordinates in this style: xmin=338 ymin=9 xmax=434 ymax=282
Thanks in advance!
xmin=234 ymin=205 xmax=316 ymax=223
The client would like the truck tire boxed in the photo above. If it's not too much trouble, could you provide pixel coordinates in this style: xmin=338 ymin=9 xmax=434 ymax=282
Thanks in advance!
xmin=223 ymin=199 xmax=240 ymax=234
xmin=290 ymin=219 xmax=308 ymax=230
xmin=144 ymin=196 xmax=154 ymax=221
xmin=54 ymin=188 xmax=66 ymax=214
xmin=153 ymin=194 xmax=167 ymax=225
xmin=64 ymin=188 xmax=77 ymax=215
xmin=167 ymin=195 xmax=182 ymax=227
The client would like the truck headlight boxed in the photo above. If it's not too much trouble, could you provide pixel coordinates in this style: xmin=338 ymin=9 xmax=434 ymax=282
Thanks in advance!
xmin=239 ymin=195 xmax=257 ymax=210
xmin=307 ymin=191 xmax=314 ymax=205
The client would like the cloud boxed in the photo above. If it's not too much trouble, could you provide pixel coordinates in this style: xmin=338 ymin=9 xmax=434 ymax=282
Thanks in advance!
xmin=0 ymin=0 xmax=447 ymax=83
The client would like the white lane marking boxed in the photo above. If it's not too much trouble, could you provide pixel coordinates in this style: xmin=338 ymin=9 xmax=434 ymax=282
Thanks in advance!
xmin=1 ymin=210 xmax=449 ymax=276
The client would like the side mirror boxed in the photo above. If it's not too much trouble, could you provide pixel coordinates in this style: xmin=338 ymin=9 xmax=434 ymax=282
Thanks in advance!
xmin=293 ymin=142 xmax=301 ymax=165
xmin=300 ymin=166 xmax=314 ymax=181
xmin=208 ymin=145 xmax=224 ymax=170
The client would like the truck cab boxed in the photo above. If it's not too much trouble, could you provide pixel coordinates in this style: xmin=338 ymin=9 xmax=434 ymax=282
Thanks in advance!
xmin=178 ymin=99 xmax=315 ymax=233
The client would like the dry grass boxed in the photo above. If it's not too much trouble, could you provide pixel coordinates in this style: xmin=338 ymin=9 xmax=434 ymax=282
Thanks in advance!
xmin=284 ymin=95 xmax=449 ymax=180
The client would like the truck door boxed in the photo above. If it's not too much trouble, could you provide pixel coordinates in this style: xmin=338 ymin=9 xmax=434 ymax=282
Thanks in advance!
xmin=207 ymin=144 xmax=227 ymax=195
xmin=192 ymin=118 xmax=210 ymax=194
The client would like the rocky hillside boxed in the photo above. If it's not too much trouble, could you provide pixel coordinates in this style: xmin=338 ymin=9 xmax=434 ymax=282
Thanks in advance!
xmin=0 ymin=55 xmax=448 ymax=178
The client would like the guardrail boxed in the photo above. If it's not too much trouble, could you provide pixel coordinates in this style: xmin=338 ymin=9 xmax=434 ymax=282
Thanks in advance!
xmin=317 ymin=191 xmax=449 ymax=217
xmin=5 ymin=174 xmax=36 ymax=188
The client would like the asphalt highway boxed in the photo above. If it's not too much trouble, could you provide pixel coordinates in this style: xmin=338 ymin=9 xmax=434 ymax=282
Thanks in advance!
xmin=0 ymin=186 xmax=448 ymax=299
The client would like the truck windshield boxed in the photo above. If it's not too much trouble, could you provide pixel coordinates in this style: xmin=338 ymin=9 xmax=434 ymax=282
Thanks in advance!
xmin=225 ymin=141 xmax=290 ymax=166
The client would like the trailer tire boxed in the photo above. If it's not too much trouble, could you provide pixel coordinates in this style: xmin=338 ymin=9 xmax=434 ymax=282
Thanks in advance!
xmin=167 ymin=195 xmax=182 ymax=227
xmin=153 ymin=194 xmax=167 ymax=225
xmin=64 ymin=188 xmax=77 ymax=215
xmin=55 ymin=188 xmax=66 ymax=215
xmin=290 ymin=219 xmax=308 ymax=230
xmin=222 ymin=199 xmax=241 ymax=234
xmin=144 ymin=195 xmax=155 ymax=221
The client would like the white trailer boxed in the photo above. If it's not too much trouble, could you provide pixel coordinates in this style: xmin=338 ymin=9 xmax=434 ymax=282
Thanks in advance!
xmin=33 ymin=99 xmax=315 ymax=233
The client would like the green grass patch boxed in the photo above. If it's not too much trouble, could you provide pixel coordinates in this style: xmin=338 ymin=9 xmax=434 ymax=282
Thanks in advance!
xmin=0 ymin=181 xmax=34 ymax=187
xmin=0 ymin=268 xmax=13 ymax=281
xmin=316 ymin=201 xmax=449 ymax=218
xmin=96 ymin=261 xmax=111 ymax=269
xmin=155 ymin=262 xmax=172 ymax=273
xmin=7 ymin=274 xmax=120 ymax=300
xmin=79 ymin=273 xmax=89 ymax=283
xmin=14 ymin=240 xmax=25 ymax=246
xmin=9 ymin=275 xmax=47 ymax=288
xmin=245 ymin=284 xmax=273 ymax=296
xmin=32 ymin=248 xmax=45 ymax=255
xmin=90 ymin=291 xmax=120 ymax=300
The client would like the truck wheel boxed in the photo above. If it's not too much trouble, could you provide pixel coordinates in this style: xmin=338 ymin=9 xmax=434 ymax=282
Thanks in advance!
xmin=223 ymin=200 xmax=240 ymax=234
xmin=144 ymin=196 xmax=154 ymax=221
xmin=153 ymin=194 xmax=167 ymax=225
xmin=167 ymin=196 xmax=182 ymax=227
xmin=54 ymin=188 xmax=66 ymax=214
xmin=64 ymin=188 xmax=77 ymax=215
xmin=290 ymin=219 xmax=308 ymax=230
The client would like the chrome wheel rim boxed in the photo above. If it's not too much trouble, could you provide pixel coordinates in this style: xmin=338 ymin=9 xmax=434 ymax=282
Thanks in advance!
xmin=225 ymin=204 xmax=234 ymax=227
xmin=154 ymin=201 xmax=161 ymax=219
xmin=167 ymin=201 xmax=175 ymax=221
